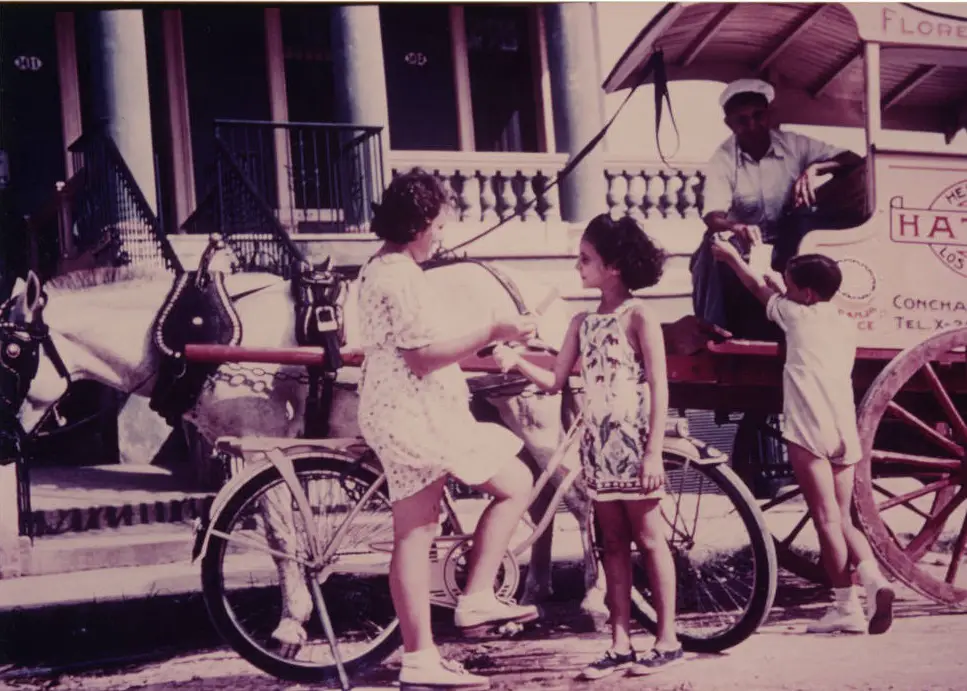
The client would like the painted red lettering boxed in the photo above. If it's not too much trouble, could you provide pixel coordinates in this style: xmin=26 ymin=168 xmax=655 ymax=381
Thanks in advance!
xmin=898 ymin=214 xmax=920 ymax=236
xmin=929 ymin=215 xmax=954 ymax=238
xmin=939 ymin=23 xmax=952 ymax=37
xmin=959 ymin=25 xmax=967 ymax=39
xmin=919 ymin=21 xmax=934 ymax=35
xmin=882 ymin=7 xmax=895 ymax=31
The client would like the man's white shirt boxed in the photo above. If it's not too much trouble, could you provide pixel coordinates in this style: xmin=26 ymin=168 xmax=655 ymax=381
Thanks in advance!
xmin=703 ymin=129 xmax=845 ymax=234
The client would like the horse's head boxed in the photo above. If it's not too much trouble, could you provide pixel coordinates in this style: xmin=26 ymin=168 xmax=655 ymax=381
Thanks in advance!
xmin=0 ymin=271 xmax=71 ymax=437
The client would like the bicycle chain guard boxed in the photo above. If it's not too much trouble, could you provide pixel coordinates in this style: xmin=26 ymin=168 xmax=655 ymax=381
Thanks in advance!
xmin=427 ymin=537 xmax=521 ymax=609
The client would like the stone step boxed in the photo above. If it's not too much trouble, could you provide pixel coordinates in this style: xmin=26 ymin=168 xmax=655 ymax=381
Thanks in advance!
xmin=12 ymin=521 xmax=197 ymax=579
xmin=28 ymin=464 xmax=214 ymax=538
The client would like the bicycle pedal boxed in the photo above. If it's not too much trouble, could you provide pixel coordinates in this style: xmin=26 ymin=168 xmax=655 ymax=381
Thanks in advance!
xmin=456 ymin=612 xmax=538 ymax=638
xmin=400 ymin=683 xmax=490 ymax=691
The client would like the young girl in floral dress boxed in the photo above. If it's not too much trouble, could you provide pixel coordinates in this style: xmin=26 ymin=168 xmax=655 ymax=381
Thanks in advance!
xmin=357 ymin=169 xmax=540 ymax=690
xmin=495 ymin=214 xmax=685 ymax=680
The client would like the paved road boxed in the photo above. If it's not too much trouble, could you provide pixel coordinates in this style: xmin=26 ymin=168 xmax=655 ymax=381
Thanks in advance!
xmin=4 ymin=575 xmax=965 ymax=691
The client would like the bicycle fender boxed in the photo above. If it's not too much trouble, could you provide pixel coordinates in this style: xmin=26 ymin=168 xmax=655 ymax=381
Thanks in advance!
xmin=664 ymin=435 xmax=729 ymax=466
xmin=191 ymin=457 xmax=272 ymax=562
xmin=191 ymin=438 xmax=371 ymax=562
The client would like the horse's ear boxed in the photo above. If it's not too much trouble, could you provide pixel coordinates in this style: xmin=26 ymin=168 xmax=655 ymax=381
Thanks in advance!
xmin=319 ymin=256 xmax=332 ymax=272
xmin=10 ymin=277 xmax=26 ymax=298
xmin=24 ymin=271 xmax=43 ymax=314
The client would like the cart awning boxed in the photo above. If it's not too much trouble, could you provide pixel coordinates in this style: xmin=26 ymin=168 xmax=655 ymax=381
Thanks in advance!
xmin=603 ymin=3 xmax=967 ymax=142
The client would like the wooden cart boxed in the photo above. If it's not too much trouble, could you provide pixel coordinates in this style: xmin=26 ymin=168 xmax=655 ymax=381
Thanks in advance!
xmin=604 ymin=2 xmax=967 ymax=605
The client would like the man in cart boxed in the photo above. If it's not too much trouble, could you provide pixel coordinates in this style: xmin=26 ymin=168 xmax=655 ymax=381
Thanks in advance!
xmin=692 ymin=78 xmax=864 ymax=339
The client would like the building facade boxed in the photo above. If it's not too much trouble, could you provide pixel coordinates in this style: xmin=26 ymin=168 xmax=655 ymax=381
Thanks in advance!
xmin=0 ymin=4 xmax=705 ymax=285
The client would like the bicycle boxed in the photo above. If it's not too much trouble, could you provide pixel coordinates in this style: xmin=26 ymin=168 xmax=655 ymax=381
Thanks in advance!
xmin=190 ymin=391 xmax=778 ymax=687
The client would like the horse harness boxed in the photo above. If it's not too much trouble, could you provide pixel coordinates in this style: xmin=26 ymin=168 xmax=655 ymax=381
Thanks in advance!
xmin=147 ymin=235 xmax=350 ymax=437
xmin=0 ymin=287 xmax=72 ymax=536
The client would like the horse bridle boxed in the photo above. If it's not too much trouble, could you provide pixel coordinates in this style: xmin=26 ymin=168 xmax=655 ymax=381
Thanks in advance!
xmin=0 ymin=292 xmax=73 ymax=450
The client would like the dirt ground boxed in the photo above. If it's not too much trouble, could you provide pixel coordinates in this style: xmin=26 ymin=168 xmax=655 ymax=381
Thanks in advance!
xmin=5 ymin=577 xmax=966 ymax=691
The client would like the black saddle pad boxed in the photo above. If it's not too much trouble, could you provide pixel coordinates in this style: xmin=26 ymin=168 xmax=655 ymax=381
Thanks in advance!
xmin=154 ymin=271 xmax=241 ymax=356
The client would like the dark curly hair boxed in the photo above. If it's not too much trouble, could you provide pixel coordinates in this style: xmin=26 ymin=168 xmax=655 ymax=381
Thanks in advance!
xmin=786 ymin=253 xmax=842 ymax=301
xmin=370 ymin=168 xmax=453 ymax=244
xmin=581 ymin=214 xmax=666 ymax=290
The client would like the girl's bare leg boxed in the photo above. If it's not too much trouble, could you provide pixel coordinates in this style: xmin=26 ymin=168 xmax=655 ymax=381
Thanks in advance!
xmin=594 ymin=500 xmax=634 ymax=652
xmin=626 ymin=498 xmax=679 ymax=649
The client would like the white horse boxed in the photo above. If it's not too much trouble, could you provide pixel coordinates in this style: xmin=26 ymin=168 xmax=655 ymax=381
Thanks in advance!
xmin=11 ymin=260 xmax=606 ymax=627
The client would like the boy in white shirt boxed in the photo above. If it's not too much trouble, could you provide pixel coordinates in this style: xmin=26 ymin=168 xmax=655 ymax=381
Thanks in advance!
xmin=711 ymin=236 xmax=895 ymax=635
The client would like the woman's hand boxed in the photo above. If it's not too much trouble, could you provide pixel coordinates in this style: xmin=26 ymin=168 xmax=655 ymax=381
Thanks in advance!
xmin=640 ymin=451 xmax=665 ymax=494
xmin=492 ymin=344 xmax=521 ymax=373
xmin=492 ymin=315 xmax=537 ymax=344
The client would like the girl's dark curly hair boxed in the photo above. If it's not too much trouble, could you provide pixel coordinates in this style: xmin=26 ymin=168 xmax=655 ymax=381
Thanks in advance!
xmin=370 ymin=168 xmax=453 ymax=244
xmin=582 ymin=214 xmax=666 ymax=290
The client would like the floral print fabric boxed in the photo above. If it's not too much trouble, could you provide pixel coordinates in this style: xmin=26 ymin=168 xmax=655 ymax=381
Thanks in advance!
xmin=356 ymin=253 xmax=520 ymax=503
xmin=578 ymin=300 xmax=659 ymax=501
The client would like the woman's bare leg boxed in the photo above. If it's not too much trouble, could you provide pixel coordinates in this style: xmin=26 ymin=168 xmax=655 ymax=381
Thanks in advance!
xmin=463 ymin=458 xmax=533 ymax=596
xmin=390 ymin=476 xmax=448 ymax=652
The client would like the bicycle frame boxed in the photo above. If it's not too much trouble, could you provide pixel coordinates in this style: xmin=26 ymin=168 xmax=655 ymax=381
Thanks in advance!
xmin=193 ymin=410 xmax=724 ymax=578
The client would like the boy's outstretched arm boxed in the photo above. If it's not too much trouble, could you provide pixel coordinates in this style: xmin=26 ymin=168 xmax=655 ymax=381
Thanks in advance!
xmin=494 ymin=312 xmax=584 ymax=394
xmin=709 ymin=236 xmax=780 ymax=306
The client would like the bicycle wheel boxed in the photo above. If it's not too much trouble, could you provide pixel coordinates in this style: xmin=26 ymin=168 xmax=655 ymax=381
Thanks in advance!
xmin=629 ymin=453 xmax=777 ymax=653
xmin=201 ymin=454 xmax=402 ymax=684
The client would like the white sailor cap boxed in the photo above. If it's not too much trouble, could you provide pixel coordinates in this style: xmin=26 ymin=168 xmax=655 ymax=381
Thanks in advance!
xmin=719 ymin=78 xmax=775 ymax=110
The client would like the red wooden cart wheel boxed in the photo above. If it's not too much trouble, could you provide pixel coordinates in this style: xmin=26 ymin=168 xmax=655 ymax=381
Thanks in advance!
xmin=856 ymin=327 xmax=967 ymax=606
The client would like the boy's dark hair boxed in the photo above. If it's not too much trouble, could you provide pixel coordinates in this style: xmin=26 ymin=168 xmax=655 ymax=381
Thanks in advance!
xmin=786 ymin=253 xmax=842 ymax=301
xmin=370 ymin=168 xmax=453 ymax=244
xmin=724 ymin=91 xmax=769 ymax=115
xmin=581 ymin=214 xmax=666 ymax=290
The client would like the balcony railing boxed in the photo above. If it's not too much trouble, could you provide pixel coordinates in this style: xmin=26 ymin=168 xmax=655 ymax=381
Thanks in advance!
xmin=387 ymin=151 xmax=707 ymax=227
xmin=213 ymin=119 xmax=386 ymax=234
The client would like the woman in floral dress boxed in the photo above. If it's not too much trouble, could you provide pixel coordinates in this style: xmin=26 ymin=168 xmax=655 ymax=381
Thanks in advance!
xmin=356 ymin=168 xmax=539 ymax=690
xmin=495 ymin=215 xmax=685 ymax=681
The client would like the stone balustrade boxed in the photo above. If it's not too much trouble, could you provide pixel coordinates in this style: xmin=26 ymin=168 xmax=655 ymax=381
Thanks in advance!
xmin=388 ymin=151 xmax=707 ymax=226
xmin=604 ymin=158 xmax=706 ymax=221
xmin=387 ymin=151 xmax=569 ymax=225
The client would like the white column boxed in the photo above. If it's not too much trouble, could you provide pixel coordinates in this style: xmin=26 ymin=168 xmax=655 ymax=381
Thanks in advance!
xmin=88 ymin=9 xmax=158 ymax=211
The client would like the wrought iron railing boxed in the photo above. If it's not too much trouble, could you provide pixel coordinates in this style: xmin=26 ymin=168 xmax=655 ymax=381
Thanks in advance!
xmin=182 ymin=138 xmax=306 ymax=279
xmin=213 ymin=119 xmax=386 ymax=234
xmin=68 ymin=131 xmax=183 ymax=273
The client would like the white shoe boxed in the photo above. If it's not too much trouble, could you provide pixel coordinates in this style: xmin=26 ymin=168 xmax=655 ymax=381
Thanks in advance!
xmin=865 ymin=582 xmax=896 ymax=635
xmin=399 ymin=657 xmax=490 ymax=690
xmin=454 ymin=596 xmax=539 ymax=634
xmin=806 ymin=600 xmax=866 ymax=634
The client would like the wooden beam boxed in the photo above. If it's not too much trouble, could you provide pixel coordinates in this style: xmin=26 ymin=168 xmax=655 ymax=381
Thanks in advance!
xmin=756 ymin=5 xmax=827 ymax=73
xmin=882 ymin=64 xmax=940 ymax=111
xmin=679 ymin=4 xmax=737 ymax=68
xmin=811 ymin=47 xmax=862 ymax=99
